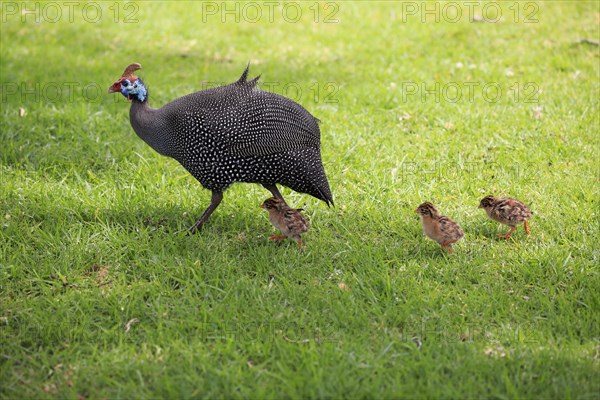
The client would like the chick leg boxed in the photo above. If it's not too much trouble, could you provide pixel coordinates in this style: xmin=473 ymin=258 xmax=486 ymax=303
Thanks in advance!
xmin=268 ymin=235 xmax=288 ymax=241
xmin=523 ymin=219 xmax=530 ymax=236
xmin=440 ymin=240 xmax=453 ymax=255
xmin=189 ymin=191 xmax=223 ymax=233
xmin=498 ymin=226 xmax=516 ymax=239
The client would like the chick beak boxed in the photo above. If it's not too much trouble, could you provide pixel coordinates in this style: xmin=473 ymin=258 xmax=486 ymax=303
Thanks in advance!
xmin=414 ymin=208 xmax=419 ymax=213
xmin=260 ymin=204 xmax=266 ymax=209
xmin=478 ymin=204 xmax=483 ymax=209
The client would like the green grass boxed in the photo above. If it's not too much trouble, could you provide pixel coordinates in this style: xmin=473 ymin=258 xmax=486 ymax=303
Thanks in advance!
xmin=1 ymin=1 xmax=599 ymax=398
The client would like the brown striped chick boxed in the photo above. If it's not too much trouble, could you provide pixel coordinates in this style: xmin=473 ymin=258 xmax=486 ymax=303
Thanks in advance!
xmin=415 ymin=202 xmax=464 ymax=255
xmin=478 ymin=196 xmax=532 ymax=239
xmin=260 ymin=197 xmax=309 ymax=247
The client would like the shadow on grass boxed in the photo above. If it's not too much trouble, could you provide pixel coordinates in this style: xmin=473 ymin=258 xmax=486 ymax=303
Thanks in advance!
xmin=2 ymin=196 xmax=263 ymax=237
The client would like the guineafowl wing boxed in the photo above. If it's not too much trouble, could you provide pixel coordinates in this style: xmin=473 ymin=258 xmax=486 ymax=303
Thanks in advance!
xmin=225 ymin=91 xmax=322 ymax=157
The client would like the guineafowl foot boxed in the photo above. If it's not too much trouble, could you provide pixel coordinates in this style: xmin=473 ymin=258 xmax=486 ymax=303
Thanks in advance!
xmin=188 ymin=191 xmax=223 ymax=234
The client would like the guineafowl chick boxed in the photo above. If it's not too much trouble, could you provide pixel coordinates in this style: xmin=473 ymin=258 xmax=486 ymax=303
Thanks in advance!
xmin=415 ymin=202 xmax=464 ymax=255
xmin=260 ymin=197 xmax=309 ymax=247
xmin=478 ymin=196 xmax=532 ymax=239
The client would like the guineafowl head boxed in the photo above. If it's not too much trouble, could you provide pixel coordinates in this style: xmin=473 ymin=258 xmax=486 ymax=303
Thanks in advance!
xmin=108 ymin=63 xmax=147 ymax=102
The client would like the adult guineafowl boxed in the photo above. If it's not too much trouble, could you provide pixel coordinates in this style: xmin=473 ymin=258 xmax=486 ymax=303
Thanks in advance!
xmin=108 ymin=63 xmax=333 ymax=232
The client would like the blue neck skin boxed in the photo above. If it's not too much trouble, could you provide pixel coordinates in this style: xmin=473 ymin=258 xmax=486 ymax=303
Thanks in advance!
xmin=120 ymin=78 xmax=147 ymax=102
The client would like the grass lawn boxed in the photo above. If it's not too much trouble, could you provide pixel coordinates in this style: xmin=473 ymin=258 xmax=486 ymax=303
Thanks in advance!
xmin=1 ymin=1 xmax=599 ymax=398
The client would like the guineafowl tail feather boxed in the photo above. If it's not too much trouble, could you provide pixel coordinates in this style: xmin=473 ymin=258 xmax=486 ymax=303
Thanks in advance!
xmin=317 ymin=185 xmax=334 ymax=207
xmin=238 ymin=63 xmax=250 ymax=82
xmin=323 ymin=194 xmax=334 ymax=207
xmin=238 ymin=63 xmax=260 ymax=87
xmin=306 ymin=168 xmax=334 ymax=207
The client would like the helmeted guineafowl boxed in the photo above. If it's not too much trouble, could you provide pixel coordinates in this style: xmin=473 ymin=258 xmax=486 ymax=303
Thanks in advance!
xmin=108 ymin=63 xmax=333 ymax=232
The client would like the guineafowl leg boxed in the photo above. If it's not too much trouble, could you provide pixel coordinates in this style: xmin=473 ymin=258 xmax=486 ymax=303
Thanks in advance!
xmin=189 ymin=191 xmax=223 ymax=233
xmin=263 ymin=184 xmax=286 ymax=202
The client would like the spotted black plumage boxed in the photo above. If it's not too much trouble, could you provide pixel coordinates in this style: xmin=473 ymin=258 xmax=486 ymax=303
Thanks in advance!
xmin=109 ymin=63 xmax=333 ymax=231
